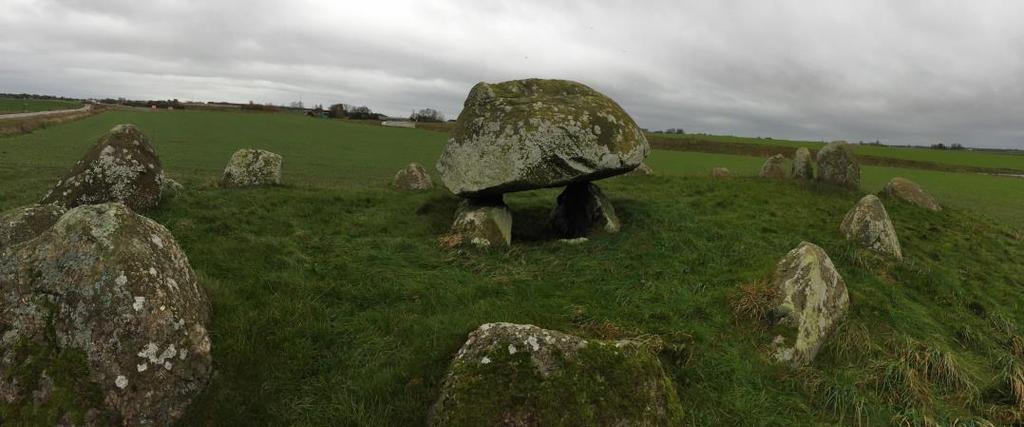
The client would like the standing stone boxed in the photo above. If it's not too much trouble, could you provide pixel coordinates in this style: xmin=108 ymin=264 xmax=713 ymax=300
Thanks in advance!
xmin=710 ymin=167 xmax=732 ymax=178
xmin=448 ymin=197 xmax=512 ymax=248
xmin=436 ymin=79 xmax=649 ymax=197
xmin=393 ymin=163 xmax=434 ymax=190
xmin=0 ymin=203 xmax=212 ymax=425
xmin=840 ymin=195 xmax=903 ymax=260
xmin=758 ymin=154 xmax=787 ymax=179
xmin=429 ymin=323 xmax=684 ymax=426
xmin=882 ymin=177 xmax=941 ymax=211
xmin=0 ymin=204 xmax=65 ymax=250
xmin=162 ymin=177 xmax=185 ymax=198
xmin=768 ymin=242 xmax=850 ymax=367
xmin=816 ymin=141 xmax=860 ymax=189
xmin=792 ymin=147 xmax=814 ymax=179
xmin=221 ymin=149 xmax=283 ymax=187
xmin=550 ymin=182 xmax=620 ymax=238
xmin=40 ymin=124 xmax=163 ymax=211
xmin=627 ymin=162 xmax=653 ymax=176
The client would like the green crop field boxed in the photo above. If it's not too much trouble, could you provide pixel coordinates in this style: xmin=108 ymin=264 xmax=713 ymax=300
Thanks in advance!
xmin=0 ymin=97 xmax=84 ymax=114
xmin=654 ymin=132 xmax=1024 ymax=173
xmin=2 ymin=110 xmax=1024 ymax=425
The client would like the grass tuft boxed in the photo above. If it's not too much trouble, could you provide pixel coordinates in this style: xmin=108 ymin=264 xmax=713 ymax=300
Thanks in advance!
xmin=729 ymin=279 xmax=776 ymax=324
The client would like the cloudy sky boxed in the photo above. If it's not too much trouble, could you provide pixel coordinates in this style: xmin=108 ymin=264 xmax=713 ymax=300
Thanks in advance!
xmin=2 ymin=0 xmax=1023 ymax=148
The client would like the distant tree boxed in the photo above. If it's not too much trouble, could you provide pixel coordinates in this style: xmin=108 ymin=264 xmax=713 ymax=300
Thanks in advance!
xmin=930 ymin=143 xmax=947 ymax=150
xmin=410 ymin=108 xmax=445 ymax=122
xmin=289 ymin=101 xmax=304 ymax=109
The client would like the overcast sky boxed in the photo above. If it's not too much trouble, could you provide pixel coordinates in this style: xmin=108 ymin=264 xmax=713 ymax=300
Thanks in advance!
xmin=2 ymin=1 xmax=1023 ymax=148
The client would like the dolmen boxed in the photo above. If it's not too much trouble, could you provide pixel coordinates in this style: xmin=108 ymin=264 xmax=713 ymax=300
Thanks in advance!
xmin=436 ymin=78 xmax=649 ymax=246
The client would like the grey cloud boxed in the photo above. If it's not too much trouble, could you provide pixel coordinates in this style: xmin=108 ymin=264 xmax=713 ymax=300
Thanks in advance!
xmin=1 ymin=0 xmax=1022 ymax=148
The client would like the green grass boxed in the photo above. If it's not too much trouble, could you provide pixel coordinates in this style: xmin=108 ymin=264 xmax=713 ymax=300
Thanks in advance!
xmin=654 ymin=133 xmax=1024 ymax=172
xmin=2 ymin=110 xmax=1024 ymax=425
xmin=0 ymin=97 xmax=83 ymax=114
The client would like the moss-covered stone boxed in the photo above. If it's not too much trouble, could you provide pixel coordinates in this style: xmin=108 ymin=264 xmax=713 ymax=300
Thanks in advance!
xmin=758 ymin=154 xmax=787 ymax=179
xmin=0 ymin=204 xmax=64 ymax=251
xmin=436 ymin=79 xmax=649 ymax=197
xmin=791 ymin=147 xmax=814 ymax=179
xmin=221 ymin=149 xmax=282 ymax=187
xmin=815 ymin=141 xmax=860 ymax=189
xmin=161 ymin=177 xmax=184 ymax=199
xmin=550 ymin=182 xmax=620 ymax=238
xmin=392 ymin=163 xmax=433 ymax=191
xmin=768 ymin=242 xmax=849 ymax=367
xmin=429 ymin=323 xmax=684 ymax=426
xmin=39 ymin=124 xmax=164 ymax=211
xmin=710 ymin=167 xmax=732 ymax=178
xmin=0 ymin=203 xmax=212 ymax=425
xmin=448 ymin=197 xmax=512 ymax=248
xmin=882 ymin=177 xmax=941 ymax=211
xmin=840 ymin=195 xmax=903 ymax=260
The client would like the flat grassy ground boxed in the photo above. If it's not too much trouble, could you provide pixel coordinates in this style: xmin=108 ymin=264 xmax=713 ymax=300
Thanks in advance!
xmin=0 ymin=97 xmax=83 ymax=114
xmin=653 ymin=133 xmax=1024 ymax=173
xmin=2 ymin=111 xmax=1024 ymax=425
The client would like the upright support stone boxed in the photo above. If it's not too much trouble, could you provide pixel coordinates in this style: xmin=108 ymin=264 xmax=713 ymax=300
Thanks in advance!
xmin=449 ymin=197 xmax=512 ymax=248
xmin=550 ymin=182 xmax=620 ymax=238
xmin=792 ymin=147 xmax=814 ymax=179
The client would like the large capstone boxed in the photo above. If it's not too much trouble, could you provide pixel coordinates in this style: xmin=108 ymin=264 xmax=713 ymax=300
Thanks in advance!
xmin=550 ymin=182 xmax=620 ymax=238
xmin=883 ymin=177 xmax=941 ymax=211
xmin=221 ymin=149 xmax=283 ymax=187
xmin=816 ymin=141 xmax=860 ymax=189
xmin=841 ymin=195 xmax=903 ymax=260
xmin=758 ymin=154 xmax=787 ymax=179
xmin=40 ymin=124 xmax=163 ymax=211
xmin=768 ymin=242 xmax=850 ymax=367
xmin=436 ymin=79 xmax=649 ymax=197
xmin=0 ymin=203 xmax=212 ymax=425
xmin=448 ymin=197 xmax=512 ymax=248
xmin=429 ymin=323 xmax=684 ymax=426
xmin=792 ymin=147 xmax=814 ymax=179
xmin=393 ymin=162 xmax=434 ymax=190
xmin=0 ymin=204 xmax=65 ymax=251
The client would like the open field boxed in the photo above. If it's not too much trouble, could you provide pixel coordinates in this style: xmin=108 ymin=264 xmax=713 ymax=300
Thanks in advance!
xmin=0 ymin=97 xmax=83 ymax=115
xmin=2 ymin=110 xmax=1024 ymax=425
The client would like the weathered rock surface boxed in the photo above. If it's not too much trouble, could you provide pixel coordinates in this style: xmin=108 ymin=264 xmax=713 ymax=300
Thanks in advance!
xmin=448 ymin=197 xmax=512 ymax=247
xmin=393 ymin=163 xmax=434 ymax=190
xmin=0 ymin=204 xmax=65 ymax=250
xmin=550 ymin=182 xmax=620 ymax=238
xmin=436 ymin=79 xmax=649 ymax=197
xmin=792 ymin=147 xmax=814 ymax=179
xmin=40 ymin=124 xmax=164 ymax=211
xmin=768 ymin=242 xmax=850 ymax=367
xmin=759 ymin=154 xmax=787 ymax=179
xmin=429 ymin=323 xmax=684 ymax=426
xmin=161 ymin=177 xmax=184 ymax=198
xmin=816 ymin=141 xmax=860 ymax=189
xmin=627 ymin=162 xmax=653 ymax=176
xmin=841 ymin=195 xmax=903 ymax=260
xmin=0 ymin=203 xmax=212 ymax=425
xmin=883 ymin=177 xmax=941 ymax=211
xmin=221 ymin=149 xmax=282 ymax=187
xmin=710 ymin=167 xmax=732 ymax=178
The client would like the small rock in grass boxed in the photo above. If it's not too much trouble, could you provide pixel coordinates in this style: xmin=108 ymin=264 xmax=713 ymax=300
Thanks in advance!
xmin=429 ymin=322 xmax=684 ymax=426
xmin=627 ymin=162 xmax=653 ymax=176
xmin=768 ymin=242 xmax=850 ymax=367
xmin=758 ymin=154 xmax=787 ymax=179
xmin=40 ymin=124 xmax=164 ymax=211
xmin=161 ymin=177 xmax=184 ymax=198
xmin=447 ymin=197 xmax=512 ymax=247
xmin=710 ymin=167 xmax=732 ymax=178
xmin=221 ymin=149 xmax=282 ymax=187
xmin=841 ymin=194 xmax=903 ymax=260
xmin=882 ymin=177 xmax=940 ymax=211
xmin=393 ymin=162 xmax=434 ymax=190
